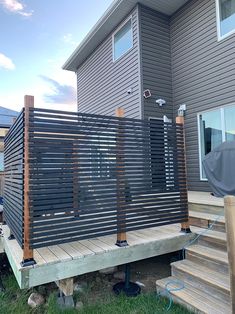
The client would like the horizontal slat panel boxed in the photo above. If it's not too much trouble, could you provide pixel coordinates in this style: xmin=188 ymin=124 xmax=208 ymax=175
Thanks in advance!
xmin=27 ymin=108 xmax=187 ymax=248
xmin=3 ymin=109 xmax=24 ymax=248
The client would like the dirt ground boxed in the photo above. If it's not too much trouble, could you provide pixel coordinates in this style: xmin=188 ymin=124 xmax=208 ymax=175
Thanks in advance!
xmin=71 ymin=251 xmax=182 ymax=304
xmin=0 ymin=251 xmax=182 ymax=305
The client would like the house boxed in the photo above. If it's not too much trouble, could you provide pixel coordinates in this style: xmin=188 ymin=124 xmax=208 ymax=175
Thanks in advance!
xmin=0 ymin=106 xmax=18 ymax=170
xmin=63 ymin=0 xmax=235 ymax=193
xmin=0 ymin=106 xmax=18 ymax=222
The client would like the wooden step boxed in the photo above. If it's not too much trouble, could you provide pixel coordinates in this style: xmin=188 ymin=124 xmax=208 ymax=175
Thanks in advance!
xmin=191 ymin=226 xmax=227 ymax=251
xmin=171 ymin=259 xmax=230 ymax=305
xmin=156 ymin=276 xmax=231 ymax=314
xmin=186 ymin=244 xmax=228 ymax=274
xmin=189 ymin=211 xmax=225 ymax=232
xmin=189 ymin=203 xmax=224 ymax=216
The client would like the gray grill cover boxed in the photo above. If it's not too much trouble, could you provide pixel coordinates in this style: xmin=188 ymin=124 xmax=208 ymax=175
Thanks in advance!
xmin=202 ymin=141 xmax=235 ymax=197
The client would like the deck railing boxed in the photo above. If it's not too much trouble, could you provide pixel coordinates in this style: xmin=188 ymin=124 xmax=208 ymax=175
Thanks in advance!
xmin=4 ymin=96 xmax=189 ymax=266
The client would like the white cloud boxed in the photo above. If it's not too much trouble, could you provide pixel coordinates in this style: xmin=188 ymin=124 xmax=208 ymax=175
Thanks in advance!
xmin=0 ymin=0 xmax=33 ymax=17
xmin=0 ymin=53 xmax=15 ymax=70
xmin=62 ymin=33 xmax=77 ymax=45
xmin=0 ymin=69 xmax=77 ymax=112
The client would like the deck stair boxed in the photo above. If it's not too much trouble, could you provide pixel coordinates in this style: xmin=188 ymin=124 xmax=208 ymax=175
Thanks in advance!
xmin=156 ymin=196 xmax=231 ymax=313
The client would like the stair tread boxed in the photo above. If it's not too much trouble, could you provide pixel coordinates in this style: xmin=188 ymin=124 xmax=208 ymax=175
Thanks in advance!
xmin=189 ymin=210 xmax=225 ymax=223
xmin=187 ymin=244 xmax=228 ymax=264
xmin=191 ymin=226 xmax=226 ymax=241
xmin=171 ymin=259 xmax=230 ymax=291
xmin=157 ymin=276 xmax=231 ymax=314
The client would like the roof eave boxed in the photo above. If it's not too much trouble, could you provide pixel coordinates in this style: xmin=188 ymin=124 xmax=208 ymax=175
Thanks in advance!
xmin=62 ymin=0 xmax=123 ymax=72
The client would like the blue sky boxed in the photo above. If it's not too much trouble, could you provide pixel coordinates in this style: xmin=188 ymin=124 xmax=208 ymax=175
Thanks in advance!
xmin=0 ymin=0 xmax=113 ymax=111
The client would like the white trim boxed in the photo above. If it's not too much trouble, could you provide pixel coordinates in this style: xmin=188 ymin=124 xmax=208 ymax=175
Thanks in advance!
xmin=221 ymin=107 xmax=226 ymax=142
xmin=197 ymin=103 xmax=235 ymax=181
xmin=197 ymin=113 xmax=206 ymax=181
xmin=216 ymin=0 xmax=235 ymax=41
xmin=137 ymin=5 xmax=143 ymax=120
xmin=112 ymin=15 xmax=133 ymax=62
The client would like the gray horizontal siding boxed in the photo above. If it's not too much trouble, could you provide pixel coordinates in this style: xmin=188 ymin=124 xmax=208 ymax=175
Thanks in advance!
xmin=140 ymin=5 xmax=173 ymax=120
xmin=77 ymin=6 xmax=141 ymax=119
xmin=171 ymin=0 xmax=235 ymax=191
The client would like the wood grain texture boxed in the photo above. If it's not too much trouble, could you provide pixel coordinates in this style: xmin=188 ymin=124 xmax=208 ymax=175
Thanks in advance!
xmin=176 ymin=116 xmax=189 ymax=230
xmin=23 ymin=95 xmax=34 ymax=260
xmin=115 ymin=107 xmax=127 ymax=244
xmin=224 ymin=195 xmax=235 ymax=313
xmin=56 ymin=277 xmax=74 ymax=296
xmin=2 ymin=223 xmax=195 ymax=289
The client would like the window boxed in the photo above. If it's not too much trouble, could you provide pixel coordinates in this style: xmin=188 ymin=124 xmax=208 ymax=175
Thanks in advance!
xmin=0 ymin=152 xmax=3 ymax=172
xmin=216 ymin=0 xmax=235 ymax=39
xmin=113 ymin=18 xmax=133 ymax=61
xmin=198 ymin=105 xmax=235 ymax=179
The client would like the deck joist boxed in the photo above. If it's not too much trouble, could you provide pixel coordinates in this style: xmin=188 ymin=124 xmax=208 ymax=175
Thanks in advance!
xmin=1 ymin=223 xmax=194 ymax=289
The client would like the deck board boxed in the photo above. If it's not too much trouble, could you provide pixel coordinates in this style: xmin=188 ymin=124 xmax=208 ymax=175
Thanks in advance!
xmin=36 ymin=247 xmax=60 ymax=265
xmin=49 ymin=245 xmax=72 ymax=262
xmin=58 ymin=243 xmax=83 ymax=259
xmin=2 ymin=224 xmax=195 ymax=289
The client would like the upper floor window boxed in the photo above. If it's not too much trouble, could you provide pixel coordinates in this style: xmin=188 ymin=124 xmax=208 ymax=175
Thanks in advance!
xmin=217 ymin=0 xmax=235 ymax=39
xmin=113 ymin=18 xmax=133 ymax=61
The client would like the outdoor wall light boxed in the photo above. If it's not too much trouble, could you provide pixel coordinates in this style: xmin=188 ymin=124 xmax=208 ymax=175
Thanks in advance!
xmin=156 ymin=99 xmax=166 ymax=106
xmin=178 ymin=104 xmax=187 ymax=116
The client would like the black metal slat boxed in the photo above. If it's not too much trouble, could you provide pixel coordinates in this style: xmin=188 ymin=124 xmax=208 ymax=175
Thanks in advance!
xmin=4 ymin=108 xmax=188 ymax=249
xmin=4 ymin=110 xmax=24 ymax=248
xmin=30 ymin=216 xmax=186 ymax=248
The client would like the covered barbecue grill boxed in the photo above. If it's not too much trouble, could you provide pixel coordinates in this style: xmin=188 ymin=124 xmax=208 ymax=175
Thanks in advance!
xmin=202 ymin=141 xmax=235 ymax=197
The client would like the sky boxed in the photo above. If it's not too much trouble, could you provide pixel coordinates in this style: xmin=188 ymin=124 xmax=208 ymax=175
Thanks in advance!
xmin=0 ymin=0 xmax=113 ymax=112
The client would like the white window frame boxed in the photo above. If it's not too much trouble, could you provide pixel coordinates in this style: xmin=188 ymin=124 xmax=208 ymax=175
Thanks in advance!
xmin=216 ymin=0 xmax=235 ymax=41
xmin=197 ymin=103 xmax=235 ymax=180
xmin=112 ymin=16 xmax=133 ymax=62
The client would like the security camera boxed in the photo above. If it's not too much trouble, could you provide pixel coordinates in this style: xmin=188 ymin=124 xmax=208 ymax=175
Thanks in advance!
xmin=156 ymin=99 xmax=166 ymax=106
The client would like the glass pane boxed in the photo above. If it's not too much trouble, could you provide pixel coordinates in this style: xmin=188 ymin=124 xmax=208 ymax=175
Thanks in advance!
xmin=200 ymin=110 xmax=223 ymax=178
xmin=0 ymin=128 xmax=8 ymax=137
xmin=114 ymin=19 xmax=133 ymax=60
xmin=0 ymin=153 xmax=4 ymax=172
xmin=219 ymin=0 xmax=235 ymax=36
xmin=224 ymin=105 xmax=235 ymax=141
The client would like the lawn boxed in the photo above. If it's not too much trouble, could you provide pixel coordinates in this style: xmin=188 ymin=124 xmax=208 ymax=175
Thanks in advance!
xmin=0 ymin=272 xmax=191 ymax=314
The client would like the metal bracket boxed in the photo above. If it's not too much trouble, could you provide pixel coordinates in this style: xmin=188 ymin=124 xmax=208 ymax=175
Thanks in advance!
xmin=8 ymin=234 xmax=15 ymax=240
xmin=20 ymin=258 xmax=36 ymax=267
xmin=180 ymin=227 xmax=191 ymax=234
xmin=116 ymin=240 xmax=128 ymax=247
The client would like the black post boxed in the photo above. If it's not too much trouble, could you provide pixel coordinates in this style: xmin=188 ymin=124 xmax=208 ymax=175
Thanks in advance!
xmin=113 ymin=263 xmax=141 ymax=297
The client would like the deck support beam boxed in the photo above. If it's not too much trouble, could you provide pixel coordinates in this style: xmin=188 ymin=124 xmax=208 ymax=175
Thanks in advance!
xmin=56 ymin=277 xmax=74 ymax=296
xmin=176 ymin=115 xmax=191 ymax=233
xmin=21 ymin=95 xmax=35 ymax=267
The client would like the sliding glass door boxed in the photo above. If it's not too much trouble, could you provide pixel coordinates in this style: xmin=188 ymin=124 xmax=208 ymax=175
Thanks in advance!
xmin=198 ymin=104 xmax=235 ymax=179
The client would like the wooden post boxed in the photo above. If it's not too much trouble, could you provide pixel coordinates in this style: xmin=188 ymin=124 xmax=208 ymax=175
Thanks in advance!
xmin=224 ymin=195 xmax=235 ymax=313
xmin=175 ymin=115 xmax=190 ymax=233
xmin=21 ymin=95 xmax=35 ymax=266
xmin=55 ymin=277 xmax=74 ymax=296
xmin=115 ymin=108 xmax=128 ymax=247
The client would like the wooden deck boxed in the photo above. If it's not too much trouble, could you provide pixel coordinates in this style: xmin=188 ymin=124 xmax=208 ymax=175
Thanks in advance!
xmin=0 ymin=191 xmax=222 ymax=290
xmin=1 ymin=223 xmax=195 ymax=289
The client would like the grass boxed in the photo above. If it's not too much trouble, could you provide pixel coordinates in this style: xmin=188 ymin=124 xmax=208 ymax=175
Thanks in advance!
xmin=0 ymin=272 xmax=191 ymax=314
